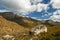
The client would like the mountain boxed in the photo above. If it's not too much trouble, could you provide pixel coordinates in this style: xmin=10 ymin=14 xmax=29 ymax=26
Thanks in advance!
xmin=0 ymin=12 xmax=42 ymax=28
xmin=41 ymin=20 xmax=58 ymax=26
xmin=0 ymin=12 xmax=30 ymax=36
xmin=0 ymin=12 xmax=60 ymax=40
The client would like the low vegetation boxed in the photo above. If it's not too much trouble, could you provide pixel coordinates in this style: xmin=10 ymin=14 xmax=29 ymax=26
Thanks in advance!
xmin=0 ymin=12 xmax=60 ymax=40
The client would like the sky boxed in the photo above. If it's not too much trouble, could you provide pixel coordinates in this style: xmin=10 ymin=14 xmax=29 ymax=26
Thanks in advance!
xmin=0 ymin=0 xmax=60 ymax=22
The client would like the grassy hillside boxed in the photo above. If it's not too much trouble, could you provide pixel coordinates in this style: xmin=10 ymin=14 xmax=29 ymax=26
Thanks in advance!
xmin=0 ymin=16 xmax=29 ymax=36
xmin=0 ymin=12 xmax=43 ymax=28
xmin=0 ymin=12 xmax=60 ymax=40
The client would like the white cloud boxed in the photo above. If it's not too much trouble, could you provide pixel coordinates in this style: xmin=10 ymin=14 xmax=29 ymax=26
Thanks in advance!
xmin=51 ymin=0 xmax=60 ymax=9
xmin=37 ymin=19 xmax=48 ymax=21
xmin=30 ymin=0 xmax=43 ymax=4
xmin=1 ymin=0 xmax=49 ymax=15
xmin=53 ymin=10 xmax=60 ymax=15
xmin=49 ymin=10 xmax=60 ymax=22
xmin=0 ymin=10 xmax=10 ymax=12
xmin=47 ymin=13 xmax=52 ymax=16
xmin=36 ymin=3 xmax=48 ymax=12
xmin=31 ymin=17 xmax=37 ymax=19
xmin=1 ymin=0 xmax=60 ymax=22
xmin=2 ymin=0 xmax=32 ymax=13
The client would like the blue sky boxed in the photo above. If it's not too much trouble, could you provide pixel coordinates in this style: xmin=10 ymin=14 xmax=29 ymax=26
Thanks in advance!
xmin=25 ymin=4 xmax=57 ymax=19
xmin=0 ymin=0 xmax=60 ymax=22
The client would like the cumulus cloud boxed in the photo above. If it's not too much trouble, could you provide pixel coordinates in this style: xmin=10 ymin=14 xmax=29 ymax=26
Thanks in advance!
xmin=36 ymin=3 xmax=48 ymax=12
xmin=47 ymin=0 xmax=60 ymax=22
xmin=1 ymin=0 xmax=49 ymax=15
xmin=49 ymin=10 xmax=60 ymax=22
xmin=2 ymin=0 xmax=32 ymax=13
xmin=51 ymin=0 xmax=60 ymax=9
xmin=1 ymin=0 xmax=60 ymax=22
xmin=30 ymin=0 xmax=43 ymax=4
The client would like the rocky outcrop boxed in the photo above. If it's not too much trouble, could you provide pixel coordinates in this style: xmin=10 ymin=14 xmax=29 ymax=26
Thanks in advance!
xmin=42 ymin=20 xmax=57 ymax=26
xmin=29 ymin=25 xmax=47 ymax=35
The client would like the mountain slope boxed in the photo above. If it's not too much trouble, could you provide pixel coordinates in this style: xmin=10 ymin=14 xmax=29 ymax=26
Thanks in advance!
xmin=0 ymin=16 xmax=28 ymax=36
xmin=0 ymin=12 xmax=60 ymax=40
xmin=0 ymin=12 xmax=42 ymax=28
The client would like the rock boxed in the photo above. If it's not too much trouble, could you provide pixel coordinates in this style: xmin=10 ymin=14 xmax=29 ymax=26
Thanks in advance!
xmin=30 ymin=25 xmax=47 ymax=35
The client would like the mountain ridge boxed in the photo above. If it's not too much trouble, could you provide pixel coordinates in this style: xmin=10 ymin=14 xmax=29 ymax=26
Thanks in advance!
xmin=0 ymin=12 xmax=60 ymax=40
